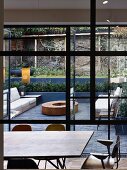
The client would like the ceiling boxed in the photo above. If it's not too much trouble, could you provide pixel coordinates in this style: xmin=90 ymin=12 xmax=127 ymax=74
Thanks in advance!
xmin=4 ymin=0 xmax=127 ymax=10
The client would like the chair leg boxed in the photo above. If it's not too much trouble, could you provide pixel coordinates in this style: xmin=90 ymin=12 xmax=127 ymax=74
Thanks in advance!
xmin=45 ymin=160 xmax=47 ymax=169
xmin=38 ymin=160 xmax=40 ymax=166
xmin=101 ymin=159 xmax=105 ymax=169
xmin=97 ymin=116 xmax=101 ymax=130
xmin=57 ymin=159 xmax=59 ymax=169
xmin=62 ymin=158 xmax=66 ymax=169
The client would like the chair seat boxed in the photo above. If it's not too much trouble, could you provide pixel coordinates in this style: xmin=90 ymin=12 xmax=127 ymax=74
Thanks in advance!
xmin=97 ymin=139 xmax=113 ymax=146
xmin=90 ymin=152 xmax=109 ymax=160
xmin=81 ymin=155 xmax=114 ymax=169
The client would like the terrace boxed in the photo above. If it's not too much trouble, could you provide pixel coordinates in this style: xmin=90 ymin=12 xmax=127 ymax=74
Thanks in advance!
xmin=4 ymin=101 xmax=127 ymax=155
xmin=3 ymin=26 xmax=127 ymax=159
xmin=1 ymin=0 xmax=127 ymax=169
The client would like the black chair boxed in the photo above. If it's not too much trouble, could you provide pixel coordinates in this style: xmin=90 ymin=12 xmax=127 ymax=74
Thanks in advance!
xmin=81 ymin=136 xmax=120 ymax=169
xmin=7 ymin=158 xmax=38 ymax=169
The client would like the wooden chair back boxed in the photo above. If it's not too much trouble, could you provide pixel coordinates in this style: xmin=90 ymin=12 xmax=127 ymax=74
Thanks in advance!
xmin=45 ymin=124 xmax=65 ymax=131
xmin=12 ymin=124 xmax=32 ymax=131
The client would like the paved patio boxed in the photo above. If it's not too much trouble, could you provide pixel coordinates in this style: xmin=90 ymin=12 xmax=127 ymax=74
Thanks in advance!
xmin=4 ymin=102 xmax=127 ymax=156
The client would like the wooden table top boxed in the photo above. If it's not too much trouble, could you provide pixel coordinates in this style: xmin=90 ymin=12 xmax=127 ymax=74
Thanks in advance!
xmin=4 ymin=131 xmax=93 ymax=159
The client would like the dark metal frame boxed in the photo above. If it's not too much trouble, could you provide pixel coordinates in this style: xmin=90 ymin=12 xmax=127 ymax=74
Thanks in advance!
xmin=2 ymin=0 xmax=127 ymax=142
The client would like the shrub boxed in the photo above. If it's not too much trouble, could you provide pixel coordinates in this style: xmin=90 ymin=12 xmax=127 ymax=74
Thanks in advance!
xmin=10 ymin=81 xmax=111 ymax=92
xmin=75 ymin=82 xmax=90 ymax=92
xmin=10 ymin=81 xmax=66 ymax=92
xmin=119 ymin=101 xmax=127 ymax=117
xmin=33 ymin=67 xmax=65 ymax=77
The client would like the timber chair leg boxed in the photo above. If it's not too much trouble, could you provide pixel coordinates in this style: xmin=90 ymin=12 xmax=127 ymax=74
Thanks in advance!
xmin=38 ymin=160 xmax=40 ymax=166
xmin=97 ymin=115 xmax=102 ymax=130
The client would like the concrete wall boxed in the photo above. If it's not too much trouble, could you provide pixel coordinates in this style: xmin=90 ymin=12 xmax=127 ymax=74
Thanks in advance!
xmin=4 ymin=9 xmax=127 ymax=24
xmin=4 ymin=9 xmax=90 ymax=24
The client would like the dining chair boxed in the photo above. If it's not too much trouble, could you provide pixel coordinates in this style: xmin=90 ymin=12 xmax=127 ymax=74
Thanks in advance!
xmin=7 ymin=158 xmax=38 ymax=169
xmin=81 ymin=136 xmax=120 ymax=169
xmin=12 ymin=124 xmax=32 ymax=131
xmin=97 ymin=99 xmax=119 ymax=130
xmin=45 ymin=123 xmax=66 ymax=131
xmin=37 ymin=124 xmax=66 ymax=169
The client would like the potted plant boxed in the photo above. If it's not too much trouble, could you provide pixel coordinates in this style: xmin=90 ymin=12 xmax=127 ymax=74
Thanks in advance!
xmin=115 ymin=99 xmax=127 ymax=135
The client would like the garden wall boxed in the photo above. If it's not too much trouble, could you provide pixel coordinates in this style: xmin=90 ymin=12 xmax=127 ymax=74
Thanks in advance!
xmin=9 ymin=33 xmax=127 ymax=77
xmin=10 ymin=77 xmax=108 ymax=84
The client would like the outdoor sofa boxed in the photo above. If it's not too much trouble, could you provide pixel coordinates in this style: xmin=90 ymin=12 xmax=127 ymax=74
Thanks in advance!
xmin=3 ymin=87 xmax=36 ymax=118
xmin=96 ymin=87 xmax=122 ymax=117
xmin=96 ymin=87 xmax=122 ymax=129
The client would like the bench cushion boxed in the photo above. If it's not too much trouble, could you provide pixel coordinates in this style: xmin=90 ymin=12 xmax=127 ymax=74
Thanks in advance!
xmin=10 ymin=87 xmax=20 ymax=102
xmin=114 ymin=87 xmax=121 ymax=97
xmin=11 ymin=98 xmax=36 ymax=111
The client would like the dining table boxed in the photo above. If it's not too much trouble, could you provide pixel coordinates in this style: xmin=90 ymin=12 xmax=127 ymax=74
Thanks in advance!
xmin=4 ymin=131 xmax=94 ymax=169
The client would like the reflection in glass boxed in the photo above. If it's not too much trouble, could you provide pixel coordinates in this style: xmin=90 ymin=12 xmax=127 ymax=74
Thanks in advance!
xmin=111 ymin=26 xmax=127 ymax=51
xmin=4 ymin=27 xmax=66 ymax=51
xmin=70 ymin=27 xmax=90 ymax=51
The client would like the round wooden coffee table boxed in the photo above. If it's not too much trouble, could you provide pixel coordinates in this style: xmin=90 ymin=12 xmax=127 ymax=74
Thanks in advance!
xmin=42 ymin=100 xmax=78 ymax=116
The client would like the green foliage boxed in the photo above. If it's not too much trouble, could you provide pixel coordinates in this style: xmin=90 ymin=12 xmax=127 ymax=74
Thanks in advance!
xmin=121 ymin=82 xmax=127 ymax=96
xmin=8 ymin=27 xmax=66 ymax=37
xmin=75 ymin=82 xmax=90 ymax=92
xmin=6 ymin=27 xmax=113 ymax=38
xmin=10 ymin=81 xmax=111 ymax=92
xmin=96 ymin=82 xmax=109 ymax=92
xmin=119 ymin=100 xmax=127 ymax=117
xmin=33 ymin=67 xmax=65 ymax=77
xmin=11 ymin=81 xmax=119 ymax=92
xmin=10 ymin=81 xmax=23 ymax=89
xmin=113 ymin=26 xmax=127 ymax=38
xmin=118 ymin=82 xmax=127 ymax=117
xmin=111 ymin=82 xmax=122 ymax=90
xmin=10 ymin=81 xmax=66 ymax=92
xmin=96 ymin=27 xmax=109 ymax=32
xmin=8 ymin=28 xmax=24 ymax=37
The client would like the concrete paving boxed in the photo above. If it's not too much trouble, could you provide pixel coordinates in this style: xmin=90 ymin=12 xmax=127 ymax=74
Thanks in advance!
xmin=4 ymin=102 xmax=127 ymax=156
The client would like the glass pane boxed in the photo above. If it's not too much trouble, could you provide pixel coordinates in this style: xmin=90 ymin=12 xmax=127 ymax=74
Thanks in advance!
xmin=70 ymin=56 xmax=90 ymax=120
xmin=3 ymin=55 xmax=66 ymax=121
xmin=95 ymin=56 xmax=109 ymax=97
xmin=4 ymin=27 xmax=66 ymax=51
xmin=71 ymin=56 xmax=90 ymax=98
xmin=111 ymin=26 xmax=127 ymax=51
xmin=70 ymin=27 xmax=90 ymax=51
xmin=96 ymin=27 xmax=109 ymax=51
xmin=96 ymin=26 xmax=127 ymax=51
xmin=75 ymin=99 xmax=90 ymax=120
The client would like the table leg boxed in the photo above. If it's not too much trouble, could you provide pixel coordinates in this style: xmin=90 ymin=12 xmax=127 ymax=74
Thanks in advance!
xmin=57 ymin=158 xmax=66 ymax=169
xmin=47 ymin=160 xmax=60 ymax=169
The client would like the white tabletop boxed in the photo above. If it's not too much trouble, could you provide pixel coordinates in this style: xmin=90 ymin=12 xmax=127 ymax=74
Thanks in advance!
xmin=4 ymin=131 xmax=93 ymax=159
